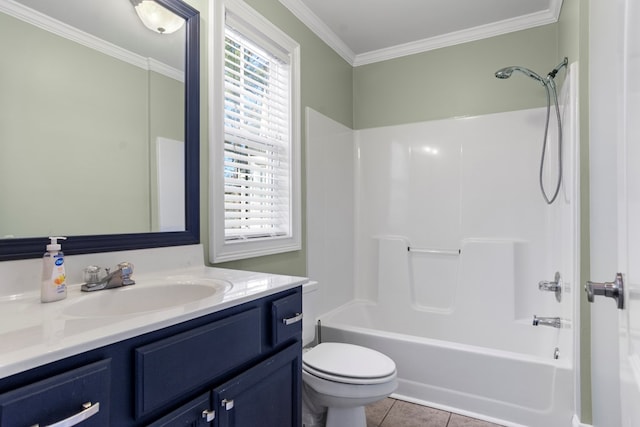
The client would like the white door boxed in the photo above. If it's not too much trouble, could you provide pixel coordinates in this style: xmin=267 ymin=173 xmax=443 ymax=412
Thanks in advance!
xmin=617 ymin=0 xmax=640 ymax=424
xmin=589 ymin=0 xmax=640 ymax=425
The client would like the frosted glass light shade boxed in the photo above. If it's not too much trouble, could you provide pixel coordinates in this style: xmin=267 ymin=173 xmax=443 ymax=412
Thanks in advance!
xmin=131 ymin=0 xmax=185 ymax=34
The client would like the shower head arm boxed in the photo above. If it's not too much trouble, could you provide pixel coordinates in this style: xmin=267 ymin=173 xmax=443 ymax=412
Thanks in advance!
xmin=548 ymin=57 xmax=568 ymax=79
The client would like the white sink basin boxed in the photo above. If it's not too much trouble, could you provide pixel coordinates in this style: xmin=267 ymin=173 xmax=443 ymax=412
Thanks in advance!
xmin=63 ymin=279 xmax=232 ymax=318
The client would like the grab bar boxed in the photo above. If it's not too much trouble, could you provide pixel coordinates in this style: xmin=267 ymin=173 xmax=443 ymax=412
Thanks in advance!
xmin=407 ymin=247 xmax=460 ymax=256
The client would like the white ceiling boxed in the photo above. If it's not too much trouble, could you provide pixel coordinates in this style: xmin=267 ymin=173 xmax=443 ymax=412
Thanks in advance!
xmin=279 ymin=0 xmax=564 ymax=66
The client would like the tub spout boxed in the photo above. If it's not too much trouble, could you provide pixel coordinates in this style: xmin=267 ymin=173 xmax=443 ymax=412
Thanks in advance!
xmin=532 ymin=315 xmax=561 ymax=328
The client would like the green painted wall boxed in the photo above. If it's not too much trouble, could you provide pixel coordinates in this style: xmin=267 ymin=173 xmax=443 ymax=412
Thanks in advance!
xmin=194 ymin=0 xmax=353 ymax=276
xmin=353 ymin=24 xmax=558 ymax=129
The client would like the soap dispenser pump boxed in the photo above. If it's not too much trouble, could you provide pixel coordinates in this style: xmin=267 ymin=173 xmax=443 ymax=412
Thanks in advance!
xmin=41 ymin=236 xmax=67 ymax=303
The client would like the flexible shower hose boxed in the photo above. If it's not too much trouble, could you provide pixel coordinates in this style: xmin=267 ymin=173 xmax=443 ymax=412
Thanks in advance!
xmin=539 ymin=76 xmax=563 ymax=205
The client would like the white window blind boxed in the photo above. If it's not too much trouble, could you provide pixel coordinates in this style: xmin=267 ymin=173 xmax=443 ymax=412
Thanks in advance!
xmin=223 ymin=26 xmax=292 ymax=242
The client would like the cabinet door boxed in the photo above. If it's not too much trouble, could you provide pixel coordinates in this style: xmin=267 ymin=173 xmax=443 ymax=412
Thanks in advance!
xmin=146 ymin=392 xmax=212 ymax=427
xmin=213 ymin=342 xmax=301 ymax=427
xmin=0 ymin=359 xmax=110 ymax=427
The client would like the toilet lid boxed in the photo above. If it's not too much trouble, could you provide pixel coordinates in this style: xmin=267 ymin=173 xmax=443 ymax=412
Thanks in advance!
xmin=303 ymin=342 xmax=396 ymax=384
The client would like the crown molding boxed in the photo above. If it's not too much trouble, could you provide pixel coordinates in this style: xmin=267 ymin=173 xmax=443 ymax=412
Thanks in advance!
xmin=0 ymin=0 xmax=183 ymax=80
xmin=353 ymin=6 xmax=561 ymax=66
xmin=148 ymin=58 xmax=184 ymax=82
xmin=278 ymin=0 xmax=355 ymax=64
xmin=279 ymin=0 xmax=563 ymax=67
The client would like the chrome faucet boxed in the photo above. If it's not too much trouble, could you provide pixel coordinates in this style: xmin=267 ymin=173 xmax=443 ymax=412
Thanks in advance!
xmin=81 ymin=262 xmax=135 ymax=292
xmin=532 ymin=315 xmax=562 ymax=328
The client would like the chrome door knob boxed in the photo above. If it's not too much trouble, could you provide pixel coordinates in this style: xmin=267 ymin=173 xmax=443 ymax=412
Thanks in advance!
xmin=585 ymin=273 xmax=624 ymax=309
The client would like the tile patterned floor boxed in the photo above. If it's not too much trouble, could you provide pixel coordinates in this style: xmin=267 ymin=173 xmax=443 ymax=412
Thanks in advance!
xmin=366 ymin=398 xmax=504 ymax=427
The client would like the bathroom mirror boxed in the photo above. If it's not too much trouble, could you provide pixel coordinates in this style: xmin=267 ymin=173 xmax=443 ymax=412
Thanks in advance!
xmin=0 ymin=0 xmax=200 ymax=260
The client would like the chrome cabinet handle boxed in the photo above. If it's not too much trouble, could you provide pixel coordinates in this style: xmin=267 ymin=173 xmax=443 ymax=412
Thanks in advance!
xmin=282 ymin=312 xmax=303 ymax=326
xmin=32 ymin=402 xmax=100 ymax=427
xmin=202 ymin=409 xmax=215 ymax=421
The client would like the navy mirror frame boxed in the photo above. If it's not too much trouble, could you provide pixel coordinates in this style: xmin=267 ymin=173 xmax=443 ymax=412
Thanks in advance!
xmin=0 ymin=0 xmax=200 ymax=261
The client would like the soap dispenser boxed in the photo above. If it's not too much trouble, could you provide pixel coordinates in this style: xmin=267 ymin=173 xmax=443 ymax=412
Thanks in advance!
xmin=41 ymin=236 xmax=67 ymax=303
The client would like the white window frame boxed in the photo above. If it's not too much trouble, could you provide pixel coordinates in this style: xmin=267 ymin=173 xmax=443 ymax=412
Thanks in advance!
xmin=209 ymin=0 xmax=301 ymax=263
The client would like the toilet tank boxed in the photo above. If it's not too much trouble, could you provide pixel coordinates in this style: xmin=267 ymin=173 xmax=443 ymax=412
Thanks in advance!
xmin=302 ymin=281 xmax=320 ymax=346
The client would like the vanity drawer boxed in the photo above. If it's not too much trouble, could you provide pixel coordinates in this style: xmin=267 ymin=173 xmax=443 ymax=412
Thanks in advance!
xmin=0 ymin=359 xmax=111 ymax=427
xmin=134 ymin=308 xmax=262 ymax=418
xmin=271 ymin=290 xmax=302 ymax=346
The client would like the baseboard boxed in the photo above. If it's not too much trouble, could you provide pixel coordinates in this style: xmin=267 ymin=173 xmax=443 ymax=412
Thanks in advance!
xmin=573 ymin=414 xmax=593 ymax=427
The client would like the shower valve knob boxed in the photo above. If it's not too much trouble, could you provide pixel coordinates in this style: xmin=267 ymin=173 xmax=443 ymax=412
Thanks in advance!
xmin=585 ymin=273 xmax=624 ymax=309
xmin=539 ymin=272 xmax=562 ymax=302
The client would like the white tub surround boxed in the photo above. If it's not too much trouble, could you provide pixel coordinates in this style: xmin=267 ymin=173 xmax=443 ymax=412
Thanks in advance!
xmin=374 ymin=236 xmax=570 ymax=357
xmin=0 ymin=244 xmax=307 ymax=379
xmin=305 ymin=107 xmax=356 ymax=317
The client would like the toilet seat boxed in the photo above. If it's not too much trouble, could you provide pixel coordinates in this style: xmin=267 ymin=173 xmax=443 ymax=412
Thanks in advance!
xmin=303 ymin=342 xmax=396 ymax=385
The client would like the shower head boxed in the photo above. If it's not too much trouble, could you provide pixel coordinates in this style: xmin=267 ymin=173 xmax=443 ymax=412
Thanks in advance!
xmin=494 ymin=66 xmax=546 ymax=85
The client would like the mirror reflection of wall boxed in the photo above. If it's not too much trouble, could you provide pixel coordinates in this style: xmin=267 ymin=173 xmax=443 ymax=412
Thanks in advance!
xmin=0 ymin=1 xmax=185 ymax=239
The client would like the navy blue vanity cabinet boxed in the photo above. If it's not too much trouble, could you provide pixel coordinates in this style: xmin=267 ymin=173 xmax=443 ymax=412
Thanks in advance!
xmin=0 ymin=286 xmax=302 ymax=427
xmin=138 ymin=289 xmax=303 ymax=427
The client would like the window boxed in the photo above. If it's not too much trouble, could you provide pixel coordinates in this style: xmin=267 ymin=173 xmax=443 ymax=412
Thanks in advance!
xmin=210 ymin=0 xmax=301 ymax=263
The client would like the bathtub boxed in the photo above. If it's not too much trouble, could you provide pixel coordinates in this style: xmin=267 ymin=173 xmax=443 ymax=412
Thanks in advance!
xmin=316 ymin=237 xmax=575 ymax=427
xmin=319 ymin=300 xmax=574 ymax=427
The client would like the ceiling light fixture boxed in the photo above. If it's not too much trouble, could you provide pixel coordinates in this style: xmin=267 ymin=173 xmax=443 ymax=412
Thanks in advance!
xmin=130 ymin=0 xmax=185 ymax=34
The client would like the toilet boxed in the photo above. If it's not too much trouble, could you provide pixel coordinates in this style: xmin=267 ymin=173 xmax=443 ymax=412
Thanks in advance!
xmin=302 ymin=282 xmax=397 ymax=427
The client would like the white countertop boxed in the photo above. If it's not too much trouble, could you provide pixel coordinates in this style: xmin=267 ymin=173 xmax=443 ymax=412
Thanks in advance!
xmin=0 ymin=258 xmax=307 ymax=379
